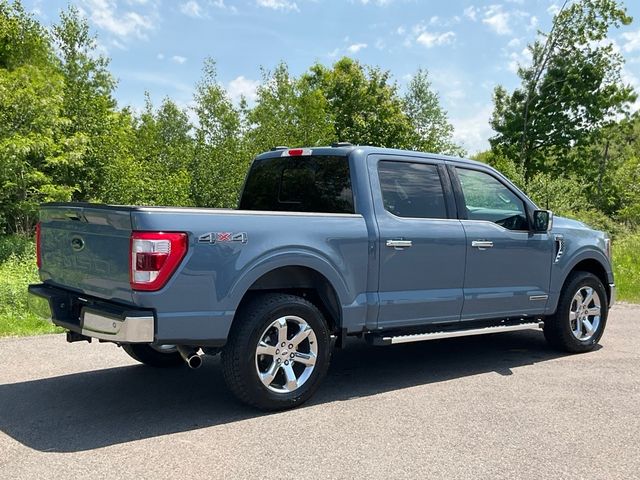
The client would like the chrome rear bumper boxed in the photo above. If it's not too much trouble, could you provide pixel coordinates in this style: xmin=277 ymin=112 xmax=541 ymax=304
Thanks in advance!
xmin=28 ymin=284 xmax=154 ymax=343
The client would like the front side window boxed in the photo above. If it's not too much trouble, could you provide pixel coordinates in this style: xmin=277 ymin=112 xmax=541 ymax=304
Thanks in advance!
xmin=456 ymin=167 xmax=528 ymax=230
xmin=378 ymin=161 xmax=447 ymax=219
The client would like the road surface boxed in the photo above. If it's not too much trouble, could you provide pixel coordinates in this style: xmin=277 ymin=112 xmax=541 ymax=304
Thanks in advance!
xmin=1 ymin=304 xmax=639 ymax=479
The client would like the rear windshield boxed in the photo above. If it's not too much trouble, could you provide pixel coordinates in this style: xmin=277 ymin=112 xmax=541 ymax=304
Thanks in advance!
xmin=239 ymin=155 xmax=355 ymax=214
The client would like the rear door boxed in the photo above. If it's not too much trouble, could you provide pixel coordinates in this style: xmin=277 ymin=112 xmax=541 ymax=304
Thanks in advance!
xmin=39 ymin=204 xmax=134 ymax=303
xmin=369 ymin=155 xmax=466 ymax=329
xmin=449 ymin=165 xmax=553 ymax=320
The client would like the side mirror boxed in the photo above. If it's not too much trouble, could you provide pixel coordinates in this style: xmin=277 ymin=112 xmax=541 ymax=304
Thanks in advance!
xmin=532 ymin=210 xmax=553 ymax=233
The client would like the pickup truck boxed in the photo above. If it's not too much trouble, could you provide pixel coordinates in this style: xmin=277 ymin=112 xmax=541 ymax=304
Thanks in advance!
xmin=28 ymin=144 xmax=615 ymax=410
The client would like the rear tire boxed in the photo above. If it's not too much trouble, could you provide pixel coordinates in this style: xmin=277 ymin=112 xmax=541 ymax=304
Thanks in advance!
xmin=122 ymin=344 xmax=184 ymax=368
xmin=544 ymin=271 xmax=608 ymax=353
xmin=222 ymin=293 xmax=332 ymax=411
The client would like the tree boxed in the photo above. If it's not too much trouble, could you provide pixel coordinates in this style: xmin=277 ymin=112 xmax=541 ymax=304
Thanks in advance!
xmin=0 ymin=1 xmax=74 ymax=233
xmin=490 ymin=0 xmax=636 ymax=178
xmin=247 ymin=63 xmax=335 ymax=153
xmin=52 ymin=5 xmax=119 ymax=201
xmin=305 ymin=57 xmax=414 ymax=147
xmin=403 ymin=69 xmax=464 ymax=155
xmin=191 ymin=59 xmax=246 ymax=208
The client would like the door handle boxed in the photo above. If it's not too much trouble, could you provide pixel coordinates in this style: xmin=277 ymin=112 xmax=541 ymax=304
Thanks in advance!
xmin=386 ymin=239 xmax=413 ymax=249
xmin=471 ymin=240 xmax=494 ymax=249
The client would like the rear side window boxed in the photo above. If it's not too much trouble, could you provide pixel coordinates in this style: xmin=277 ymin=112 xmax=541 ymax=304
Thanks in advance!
xmin=378 ymin=161 xmax=447 ymax=219
xmin=240 ymin=155 xmax=354 ymax=214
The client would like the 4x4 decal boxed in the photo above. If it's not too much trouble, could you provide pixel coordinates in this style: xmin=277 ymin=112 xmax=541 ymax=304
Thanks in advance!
xmin=198 ymin=232 xmax=248 ymax=244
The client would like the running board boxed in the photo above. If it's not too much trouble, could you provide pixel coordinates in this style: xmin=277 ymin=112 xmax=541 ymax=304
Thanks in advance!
xmin=370 ymin=321 xmax=544 ymax=346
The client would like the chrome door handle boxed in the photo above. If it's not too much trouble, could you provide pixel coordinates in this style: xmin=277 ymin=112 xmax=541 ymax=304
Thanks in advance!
xmin=386 ymin=239 xmax=413 ymax=249
xmin=471 ymin=240 xmax=494 ymax=249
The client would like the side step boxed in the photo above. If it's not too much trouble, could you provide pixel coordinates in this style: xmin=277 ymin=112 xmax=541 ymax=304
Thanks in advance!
xmin=369 ymin=321 xmax=544 ymax=346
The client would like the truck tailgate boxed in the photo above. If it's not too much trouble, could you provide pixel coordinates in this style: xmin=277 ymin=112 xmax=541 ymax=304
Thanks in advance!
xmin=39 ymin=204 xmax=134 ymax=303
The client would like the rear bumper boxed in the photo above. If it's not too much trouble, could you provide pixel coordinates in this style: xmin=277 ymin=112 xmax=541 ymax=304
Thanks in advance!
xmin=28 ymin=284 xmax=155 ymax=343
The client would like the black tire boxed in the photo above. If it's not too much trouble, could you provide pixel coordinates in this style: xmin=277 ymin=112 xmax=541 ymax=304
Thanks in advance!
xmin=222 ymin=293 xmax=332 ymax=411
xmin=122 ymin=343 xmax=184 ymax=368
xmin=544 ymin=271 xmax=608 ymax=353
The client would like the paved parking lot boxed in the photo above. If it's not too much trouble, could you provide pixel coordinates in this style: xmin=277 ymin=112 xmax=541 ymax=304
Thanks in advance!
xmin=1 ymin=304 xmax=639 ymax=479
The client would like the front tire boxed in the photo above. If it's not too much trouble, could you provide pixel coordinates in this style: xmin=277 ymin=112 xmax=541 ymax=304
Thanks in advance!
xmin=222 ymin=293 xmax=332 ymax=411
xmin=122 ymin=343 xmax=184 ymax=368
xmin=544 ymin=271 xmax=608 ymax=353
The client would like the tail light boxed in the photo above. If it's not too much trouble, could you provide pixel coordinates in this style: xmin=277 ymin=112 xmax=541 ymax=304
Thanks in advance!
xmin=35 ymin=222 xmax=42 ymax=269
xmin=130 ymin=232 xmax=188 ymax=291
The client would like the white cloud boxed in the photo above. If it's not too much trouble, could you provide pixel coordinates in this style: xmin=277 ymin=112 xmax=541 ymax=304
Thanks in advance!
xmin=396 ymin=26 xmax=406 ymax=35
xmin=82 ymin=0 xmax=157 ymax=40
xmin=347 ymin=42 xmax=368 ymax=53
xmin=357 ymin=0 xmax=394 ymax=5
xmin=257 ymin=0 xmax=298 ymax=12
xmin=547 ymin=4 xmax=561 ymax=16
xmin=416 ymin=31 xmax=455 ymax=48
xmin=327 ymin=48 xmax=340 ymax=58
xmin=156 ymin=53 xmax=164 ymax=60
xmin=451 ymin=104 xmax=494 ymax=154
xmin=172 ymin=55 xmax=187 ymax=64
xmin=180 ymin=0 xmax=203 ymax=17
xmin=527 ymin=15 xmax=538 ymax=31
xmin=463 ymin=6 xmax=477 ymax=21
xmin=227 ymin=76 xmax=259 ymax=102
xmin=622 ymin=30 xmax=640 ymax=53
xmin=507 ymin=37 xmax=521 ymax=48
xmin=507 ymin=47 xmax=532 ymax=73
xmin=375 ymin=38 xmax=385 ymax=50
xmin=483 ymin=5 xmax=511 ymax=35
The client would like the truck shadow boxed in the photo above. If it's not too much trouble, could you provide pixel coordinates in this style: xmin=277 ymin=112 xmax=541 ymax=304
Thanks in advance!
xmin=0 ymin=331 xmax=575 ymax=452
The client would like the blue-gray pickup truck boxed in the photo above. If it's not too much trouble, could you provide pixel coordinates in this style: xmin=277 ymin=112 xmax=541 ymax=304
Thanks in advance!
xmin=28 ymin=144 xmax=615 ymax=410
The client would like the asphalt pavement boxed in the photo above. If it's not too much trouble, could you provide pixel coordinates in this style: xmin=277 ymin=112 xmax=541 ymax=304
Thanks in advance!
xmin=1 ymin=304 xmax=639 ymax=479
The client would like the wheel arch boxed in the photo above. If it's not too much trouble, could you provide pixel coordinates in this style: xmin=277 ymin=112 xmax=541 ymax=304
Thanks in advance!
xmin=228 ymin=252 xmax=351 ymax=334
xmin=237 ymin=265 xmax=342 ymax=333
xmin=560 ymin=256 xmax=613 ymax=307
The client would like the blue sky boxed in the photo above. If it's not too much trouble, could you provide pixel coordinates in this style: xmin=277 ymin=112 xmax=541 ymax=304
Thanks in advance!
xmin=25 ymin=0 xmax=640 ymax=153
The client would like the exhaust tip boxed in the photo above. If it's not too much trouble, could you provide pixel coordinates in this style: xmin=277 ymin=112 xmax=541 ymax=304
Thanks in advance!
xmin=187 ymin=354 xmax=203 ymax=369
xmin=177 ymin=346 xmax=203 ymax=369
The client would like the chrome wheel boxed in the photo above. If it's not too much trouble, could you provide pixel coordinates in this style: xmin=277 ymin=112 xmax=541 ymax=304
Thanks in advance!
xmin=255 ymin=315 xmax=318 ymax=393
xmin=569 ymin=287 xmax=601 ymax=341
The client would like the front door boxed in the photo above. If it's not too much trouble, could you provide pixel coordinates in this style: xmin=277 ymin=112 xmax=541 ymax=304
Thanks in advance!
xmin=370 ymin=156 xmax=466 ymax=329
xmin=451 ymin=166 xmax=554 ymax=320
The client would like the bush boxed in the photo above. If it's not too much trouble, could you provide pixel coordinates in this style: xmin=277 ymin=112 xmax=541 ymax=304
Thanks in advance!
xmin=612 ymin=234 xmax=640 ymax=304
xmin=0 ymin=239 xmax=61 ymax=336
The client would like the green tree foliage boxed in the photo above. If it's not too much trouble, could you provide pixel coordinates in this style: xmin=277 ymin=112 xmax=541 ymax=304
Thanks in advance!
xmin=247 ymin=63 xmax=335 ymax=152
xmin=490 ymin=0 xmax=636 ymax=178
xmin=403 ymin=69 xmax=464 ymax=156
xmin=191 ymin=59 xmax=245 ymax=208
xmin=52 ymin=6 xmax=119 ymax=201
xmin=0 ymin=2 xmax=71 ymax=233
xmin=305 ymin=58 xmax=414 ymax=147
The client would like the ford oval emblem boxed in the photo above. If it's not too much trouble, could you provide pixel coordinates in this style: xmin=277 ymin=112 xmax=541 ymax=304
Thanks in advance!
xmin=71 ymin=236 xmax=85 ymax=252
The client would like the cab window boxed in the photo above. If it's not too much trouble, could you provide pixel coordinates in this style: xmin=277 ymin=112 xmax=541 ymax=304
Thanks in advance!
xmin=456 ymin=167 xmax=528 ymax=231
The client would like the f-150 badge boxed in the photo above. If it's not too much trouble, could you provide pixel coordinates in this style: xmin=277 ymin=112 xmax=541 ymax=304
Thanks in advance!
xmin=198 ymin=232 xmax=248 ymax=244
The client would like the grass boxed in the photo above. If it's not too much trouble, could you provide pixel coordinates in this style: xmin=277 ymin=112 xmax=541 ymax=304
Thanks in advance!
xmin=0 ymin=236 xmax=62 ymax=337
xmin=0 ymin=233 xmax=638 ymax=337
xmin=611 ymin=234 xmax=640 ymax=303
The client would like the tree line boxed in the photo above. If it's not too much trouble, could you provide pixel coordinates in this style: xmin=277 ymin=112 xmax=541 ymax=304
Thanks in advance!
xmin=1 ymin=0 xmax=638 ymax=237
xmin=0 ymin=1 xmax=461 ymax=234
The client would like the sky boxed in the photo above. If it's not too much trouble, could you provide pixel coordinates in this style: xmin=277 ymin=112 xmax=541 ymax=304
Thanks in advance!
xmin=24 ymin=0 xmax=640 ymax=154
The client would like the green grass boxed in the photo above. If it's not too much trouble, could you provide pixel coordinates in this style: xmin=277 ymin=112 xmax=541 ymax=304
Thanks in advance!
xmin=0 ymin=236 xmax=62 ymax=337
xmin=0 ymin=233 xmax=638 ymax=337
xmin=612 ymin=234 xmax=640 ymax=303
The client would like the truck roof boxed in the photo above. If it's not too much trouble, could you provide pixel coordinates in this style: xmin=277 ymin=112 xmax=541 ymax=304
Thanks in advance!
xmin=255 ymin=145 xmax=486 ymax=169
